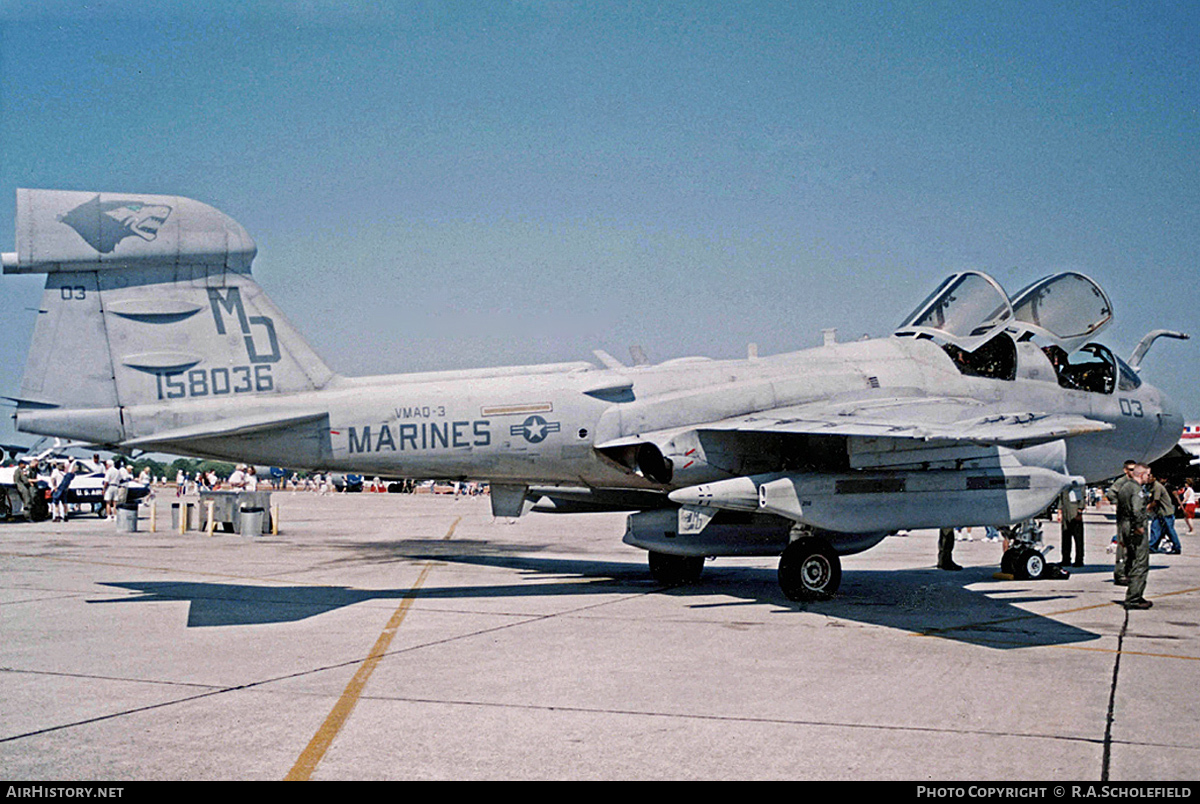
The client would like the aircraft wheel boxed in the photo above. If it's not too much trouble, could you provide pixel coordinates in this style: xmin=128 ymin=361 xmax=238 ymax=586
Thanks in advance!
xmin=648 ymin=552 xmax=705 ymax=585
xmin=1012 ymin=547 xmax=1046 ymax=581
xmin=778 ymin=536 xmax=841 ymax=601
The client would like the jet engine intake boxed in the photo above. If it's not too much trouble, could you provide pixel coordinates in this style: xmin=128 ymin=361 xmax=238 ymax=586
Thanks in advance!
xmin=636 ymin=442 xmax=673 ymax=484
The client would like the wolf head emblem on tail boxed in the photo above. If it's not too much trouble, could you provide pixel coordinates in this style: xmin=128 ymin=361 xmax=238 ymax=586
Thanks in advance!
xmin=57 ymin=195 xmax=172 ymax=253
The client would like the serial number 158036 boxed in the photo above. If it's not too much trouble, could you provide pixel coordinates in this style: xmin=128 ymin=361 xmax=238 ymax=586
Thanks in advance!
xmin=155 ymin=365 xmax=274 ymax=400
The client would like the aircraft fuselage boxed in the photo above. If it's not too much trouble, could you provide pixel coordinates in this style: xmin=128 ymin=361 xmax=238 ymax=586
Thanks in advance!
xmin=31 ymin=335 xmax=1173 ymax=489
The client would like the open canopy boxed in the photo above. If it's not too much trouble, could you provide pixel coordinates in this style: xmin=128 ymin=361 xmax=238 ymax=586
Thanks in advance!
xmin=895 ymin=271 xmax=1013 ymax=352
xmin=896 ymin=270 xmax=1113 ymax=355
xmin=1008 ymin=271 xmax=1113 ymax=353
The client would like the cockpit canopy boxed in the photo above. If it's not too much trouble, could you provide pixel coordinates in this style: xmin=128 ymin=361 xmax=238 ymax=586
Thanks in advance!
xmin=895 ymin=270 xmax=1123 ymax=392
xmin=895 ymin=271 xmax=1013 ymax=353
xmin=1008 ymin=271 xmax=1113 ymax=353
xmin=896 ymin=270 xmax=1112 ymax=354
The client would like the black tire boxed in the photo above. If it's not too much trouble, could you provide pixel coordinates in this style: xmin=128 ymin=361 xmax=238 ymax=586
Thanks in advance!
xmin=778 ymin=537 xmax=842 ymax=601
xmin=1009 ymin=547 xmax=1028 ymax=579
xmin=648 ymin=552 xmax=705 ymax=585
xmin=1012 ymin=547 xmax=1046 ymax=581
xmin=1001 ymin=548 xmax=1017 ymax=575
xmin=29 ymin=493 xmax=51 ymax=522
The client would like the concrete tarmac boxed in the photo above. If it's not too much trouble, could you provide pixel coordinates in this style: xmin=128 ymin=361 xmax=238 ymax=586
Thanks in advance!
xmin=1 ymin=492 xmax=1197 ymax=781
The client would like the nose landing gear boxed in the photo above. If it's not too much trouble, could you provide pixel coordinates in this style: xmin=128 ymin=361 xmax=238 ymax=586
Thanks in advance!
xmin=998 ymin=520 xmax=1070 ymax=581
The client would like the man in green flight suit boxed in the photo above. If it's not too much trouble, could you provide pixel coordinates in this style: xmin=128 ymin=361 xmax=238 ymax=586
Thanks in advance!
xmin=1117 ymin=463 xmax=1153 ymax=610
xmin=1106 ymin=460 xmax=1137 ymax=585
xmin=13 ymin=458 xmax=40 ymax=522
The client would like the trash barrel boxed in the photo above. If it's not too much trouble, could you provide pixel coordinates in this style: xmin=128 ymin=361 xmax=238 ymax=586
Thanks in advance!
xmin=116 ymin=502 xmax=139 ymax=533
xmin=238 ymin=505 xmax=264 ymax=536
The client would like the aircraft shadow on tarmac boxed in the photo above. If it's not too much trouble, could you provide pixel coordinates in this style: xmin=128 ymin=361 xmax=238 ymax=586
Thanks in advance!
xmin=88 ymin=541 xmax=1119 ymax=649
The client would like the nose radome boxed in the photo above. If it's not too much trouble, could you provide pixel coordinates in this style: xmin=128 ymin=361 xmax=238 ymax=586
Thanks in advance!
xmin=1150 ymin=389 xmax=1184 ymax=461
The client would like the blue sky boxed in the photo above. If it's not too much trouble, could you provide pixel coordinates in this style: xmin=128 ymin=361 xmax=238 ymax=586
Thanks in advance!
xmin=1 ymin=1 xmax=1197 ymax=449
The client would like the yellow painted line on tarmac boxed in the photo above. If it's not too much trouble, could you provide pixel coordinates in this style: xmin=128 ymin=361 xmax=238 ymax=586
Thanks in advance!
xmin=284 ymin=516 xmax=461 ymax=782
xmin=1055 ymin=643 xmax=1200 ymax=661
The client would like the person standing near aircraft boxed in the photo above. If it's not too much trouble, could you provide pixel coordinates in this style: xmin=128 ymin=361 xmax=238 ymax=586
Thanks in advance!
xmin=1119 ymin=463 xmax=1153 ymax=610
xmin=50 ymin=460 xmax=75 ymax=522
xmin=102 ymin=460 xmax=121 ymax=520
xmin=1107 ymin=460 xmax=1138 ymax=585
xmin=48 ymin=461 xmax=63 ymax=521
xmin=1060 ymin=487 xmax=1085 ymax=567
xmin=1178 ymin=480 xmax=1195 ymax=534
xmin=117 ymin=462 xmax=133 ymax=505
xmin=1147 ymin=471 xmax=1181 ymax=554
xmin=937 ymin=527 xmax=961 ymax=571
xmin=227 ymin=464 xmax=247 ymax=490
xmin=14 ymin=458 xmax=38 ymax=521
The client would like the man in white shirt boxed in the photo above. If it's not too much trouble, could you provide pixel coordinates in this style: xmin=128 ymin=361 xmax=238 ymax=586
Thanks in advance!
xmin=1181 ymin=481 xmax=1196 ymax=534
xmin=102 ymin=461 xmax=121 ymax=519
xmin=227 ymin=465 xmax=246 ymax=490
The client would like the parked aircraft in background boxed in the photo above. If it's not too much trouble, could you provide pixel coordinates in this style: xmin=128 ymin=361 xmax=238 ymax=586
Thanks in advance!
xmin=0 ymin=448 xmax=150 ymax=518
xmin=1 ymin=190 xmax=1185 ymax=598
xmin=1178 ymin=424 xmax=1200 ymax=463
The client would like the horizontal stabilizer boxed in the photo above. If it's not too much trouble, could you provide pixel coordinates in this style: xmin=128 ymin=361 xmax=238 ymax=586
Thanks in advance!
xmin=121 ymin=411 xmax=329 ymax=450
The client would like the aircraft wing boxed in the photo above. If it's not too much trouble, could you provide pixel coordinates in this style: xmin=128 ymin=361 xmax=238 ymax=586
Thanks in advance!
xmin=706 ymin=396 xmax=1113 ymax=446
xmin=599 ymin=392 xmax=1113 ymax=466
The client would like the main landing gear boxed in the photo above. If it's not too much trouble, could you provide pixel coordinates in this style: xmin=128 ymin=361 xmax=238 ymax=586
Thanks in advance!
xmin=646 ymin=535 xmax=845 ymax=601
xmin=777 ymin=536 xmax=842 ymax=601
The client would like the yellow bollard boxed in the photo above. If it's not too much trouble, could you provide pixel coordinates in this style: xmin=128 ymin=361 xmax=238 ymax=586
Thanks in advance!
xmin=150 ymin=501 xmax=157 ymax=533
xmin=271 ymin=503 xmax=279 ymax=535
xmin=206 ymin=501 xmax=216 ymax=536
xmin=177 ymin=502 xmax=186 ymax=535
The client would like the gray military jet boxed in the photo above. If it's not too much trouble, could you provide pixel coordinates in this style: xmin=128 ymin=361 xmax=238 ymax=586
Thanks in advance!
xmin=2 ymin=190 xmax=1185 ymax=599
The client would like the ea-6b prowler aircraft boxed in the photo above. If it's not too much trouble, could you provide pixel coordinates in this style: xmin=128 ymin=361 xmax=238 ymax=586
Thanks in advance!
xmin=2 ymin=190 xmax=1185 ymax=599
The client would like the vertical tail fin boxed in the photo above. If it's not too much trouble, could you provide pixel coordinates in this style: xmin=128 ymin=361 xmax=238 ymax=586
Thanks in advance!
xmin=4 ymin=189 xmax=336 ymax=444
